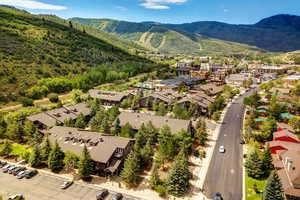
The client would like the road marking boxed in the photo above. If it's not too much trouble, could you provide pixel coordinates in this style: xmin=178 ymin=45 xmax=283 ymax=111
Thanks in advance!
xmin=224 ymin=134 xmax=227 ymax=136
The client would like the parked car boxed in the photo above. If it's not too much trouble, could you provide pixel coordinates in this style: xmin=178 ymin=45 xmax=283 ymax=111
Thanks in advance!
xmin=219 ymin=146 xmax=225 ymax=153
xmin=3 ymin=165 xmax=15 ymax=173
xmin=2 ymin=164 xmax=11 ymax=171
xmin=16 ymin=171 xmax=27 ymax=179
xmin=111 ymin=193 xmax=123 ymax=200
xmin=0 ymin=160 xmax=7 ymax=167
xmin=9 ymin=166 xmax=19 ymax=174
xmin=12 ymin=167 xmax=26 ymax=176
xmin=96 ymin=189 xmax=109 ymax=200
xmin=240 ymin=138 xmax=245 ymax=145
xmin=60 ymin=181 xmax=73 ymax=189
xmin=213 ymin=192 xmax=223 ymax=200
xmin=7 ymin=194 xmax=24 ymax=200
xmin=24 ymin=170 xmax=38 ymax=179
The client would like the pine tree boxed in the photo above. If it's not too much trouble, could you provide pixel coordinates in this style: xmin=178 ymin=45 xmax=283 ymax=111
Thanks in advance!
xmin=75 ymin=113 xmax=86 ymax=129
xmin=120 ymin=123 xmax=134 ymax=138
xmin=6 ymin=121 xmax=23 ymax=142
xmin=48 ymin=141 xmax=65 ymax=172
xmin=100 ymin=117 xmax=110 ymax=133
xmin=41 ymin=136 xmax=51 ymax=161
xmin=166 ymin=151 xmax=190 ymax=196
xmin=112 ymin=118 xmax=121 ymax=135
xmin=0 ymin=140 xmax=12 ymax=157
xmin=78 ymin=145 xmax=94 ymax=179
xmin=149 ymin=164 xmax=160 ymax=188
xmin=120 ymin=151 xmax=140 ymax=186
xmin=29 ymin=145 xmax=42 ymax=167
xmin=140 ymin=140 xmax=153 ymax=168
xmin=262 ymin=147 xmax=274 ymax=172
xmin=263 ymin=171 xmax=284 ymax=200
xmin=245 ymin=150 xmax=265 ymax=179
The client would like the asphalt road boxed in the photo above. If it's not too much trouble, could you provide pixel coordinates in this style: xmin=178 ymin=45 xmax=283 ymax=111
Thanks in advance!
xmin=203 ymin=90 xmax=255 ymax=200
xmin=0 ymin=169 xmax=141 ymax=200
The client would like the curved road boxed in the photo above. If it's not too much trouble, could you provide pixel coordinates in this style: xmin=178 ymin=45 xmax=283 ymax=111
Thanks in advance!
xmin=204 ymin=90 xmax=254 ymax=200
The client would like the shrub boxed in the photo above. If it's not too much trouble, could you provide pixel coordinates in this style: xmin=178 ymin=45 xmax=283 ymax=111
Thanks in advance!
xmin=19 ymin=97 xmax=34 ymax=107
xmin=193 ymin=150 xmax=200 ymax=157
xmin=154 ymin=185 xmax=167 ymax=197
xmin=48 ymin=93 xmax=59 ymax=103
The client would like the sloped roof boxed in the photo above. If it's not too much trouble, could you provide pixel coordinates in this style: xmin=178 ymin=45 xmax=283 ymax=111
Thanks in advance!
xmin=48 ymin=126 xmax=133 ymax=164
xmin=27 ymin=112 xmax=57 ymax=127
xmin=274 ymin=130 xmax=300 ymax=143
xmin=117 ymin=112 xmax=191 ymax=134
xmin=88 ymin=89 xmax=131 ymax=102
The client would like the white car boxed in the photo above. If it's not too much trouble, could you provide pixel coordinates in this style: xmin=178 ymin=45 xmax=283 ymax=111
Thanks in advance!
xmin=219 ymin=146 xmax=225 ymax=153
xmin=7 ymin=194 xmax=23 ymax=200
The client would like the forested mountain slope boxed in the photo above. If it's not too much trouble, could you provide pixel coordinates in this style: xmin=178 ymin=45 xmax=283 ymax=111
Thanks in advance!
xmin=0 ymin=6 xmax=158 ymax=103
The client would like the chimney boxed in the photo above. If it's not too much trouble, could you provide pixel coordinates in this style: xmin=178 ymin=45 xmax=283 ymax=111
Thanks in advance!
xmin=287 ymin=160 xmax=293 ymax=171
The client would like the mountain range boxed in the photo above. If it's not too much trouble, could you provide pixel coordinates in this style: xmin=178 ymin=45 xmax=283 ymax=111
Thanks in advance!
xmin=71 ymin=14 xmax=300 ymax=54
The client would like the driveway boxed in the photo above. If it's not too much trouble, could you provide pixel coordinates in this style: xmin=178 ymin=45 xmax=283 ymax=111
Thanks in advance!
xmin=0 ymin=170 xmax=141 ymax=200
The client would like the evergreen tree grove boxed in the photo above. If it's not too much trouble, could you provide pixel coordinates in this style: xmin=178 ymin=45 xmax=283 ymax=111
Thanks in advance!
xmin=166 ymin=150 xmax=190 ymax=196
xmin=78 ymin=145 xmax=94 ymax=179
xmin=48 ymin=141 xmax=65 ymax=172
xmin=120 ymin=151 xmax=140 ymax=186
xmin=29 ymin=145 xmax=42 ymax=167
xmin=263 ymin=171 xmax=284 ymax=200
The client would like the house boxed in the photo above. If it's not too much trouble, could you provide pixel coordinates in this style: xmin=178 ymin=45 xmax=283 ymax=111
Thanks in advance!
xmin=156 ymin=76 xmax=202 ymax=91
xmin=139 ymin=91 xmax=181 ymax=108
xmin=27 ymin=103 xmax=92 ymax=130
xmin=280 ymin=113 xmax=294 ymax=123
xmin=271 ymin=149 xmax=300 ymax=199
xmin=88 ymin=89 xmax=133 ymax=106
xmin=117 ymin=112 xmax=193 ymax=134
xmin=277 ymin=122 xmax=294 ymax=133
xmin=271 ymin=88 xmax=291 ymax=96
xmin=225 ymin=73 xmax=251 ymax=87
xmin=283 ymin=75 xmax=300 ymax=85
xmin=255 ymin=65 xmax=290 ymax=74
xmin=273 ymin=130 xmax=300 ymax=143
xmin=177 ymin=91 xmax=215 ymax=114
xmin=196 ymin=83 xmax=224 ymax=96
xmin=256 ymin=109 xmax=268 ymax=117
xmin=48 ymin=126 xmax=134 ymax=176
xmin=267 ymin=140 xmax=300 ymax=154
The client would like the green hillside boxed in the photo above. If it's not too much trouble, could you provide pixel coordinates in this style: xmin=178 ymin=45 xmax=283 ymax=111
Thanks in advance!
xmin=0 ymin=6 xmax=158 ymax=103
xmin=71 ymin=18 xmax=263 ymax=56
xmin=165 ymin=14 xmax=300 ymax=52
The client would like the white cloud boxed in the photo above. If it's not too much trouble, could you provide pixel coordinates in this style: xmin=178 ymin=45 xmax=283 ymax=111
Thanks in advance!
xmin=0 ymin=0 xmax=67 ymax=10
xmin=116 ymin=6 xmax=128 ymax=11
xmin=139 ymin=0 xmax=188 ymax=10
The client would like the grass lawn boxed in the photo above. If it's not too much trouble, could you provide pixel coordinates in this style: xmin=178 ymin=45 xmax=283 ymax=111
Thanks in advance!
xmin=0 ymin=142 xmax=32 ymax=158
xmin=246 ymin=173 xmax=267 ymax=200
xmin=10 ymin=143 xmax=32 ymax=157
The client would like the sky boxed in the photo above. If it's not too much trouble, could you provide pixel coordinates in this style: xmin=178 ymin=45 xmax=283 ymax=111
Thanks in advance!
xmin=1 ymin=0 xmax=300 ymax=24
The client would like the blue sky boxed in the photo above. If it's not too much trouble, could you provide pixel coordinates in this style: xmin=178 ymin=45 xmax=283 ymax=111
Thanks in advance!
xmin=1 ymin=0 xmax=300 ymax=24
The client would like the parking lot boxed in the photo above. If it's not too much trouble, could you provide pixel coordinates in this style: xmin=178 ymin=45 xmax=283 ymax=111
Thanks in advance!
xmin=0 ymin=164 xmax=141 ymax=200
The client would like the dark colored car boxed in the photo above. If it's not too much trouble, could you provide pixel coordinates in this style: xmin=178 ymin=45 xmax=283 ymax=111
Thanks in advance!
xmin=111 ymin=193 xmax=123 ymax=200
xmin=12 ymin=167 xmax=26 ymax=176
xmin=24 ymin=170 xmax=38 ymax=179
xmin=60 ymin=181 xmax=73 ymax=189
xmin=213 ymin=193 xmax=223 ymax=200
xmin=96 ymin=189 xmax=109 ymax=200
xmin=240 ymin=138 xmax=245 ymax=144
